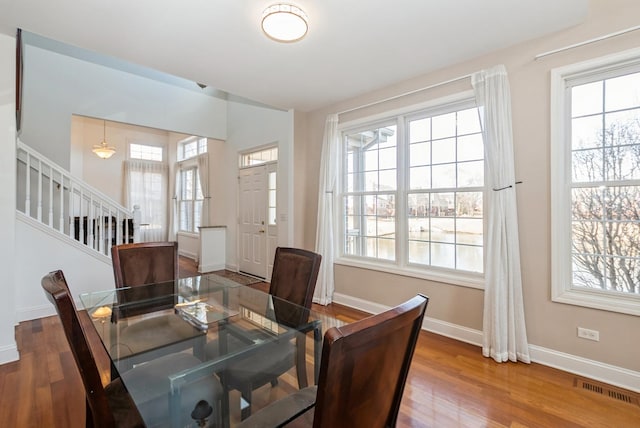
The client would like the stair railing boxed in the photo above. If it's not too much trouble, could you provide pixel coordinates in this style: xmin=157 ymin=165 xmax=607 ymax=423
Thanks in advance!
xmin=16 ymin=140 xmax=139 ymax=257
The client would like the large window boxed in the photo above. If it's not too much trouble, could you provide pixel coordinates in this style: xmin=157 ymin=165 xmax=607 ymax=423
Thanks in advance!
xmin=178 ymin=167 xmax=203 ymax=233
xmin=551 ymin=48 xmax=640 ymax=315
xmin=176 ymin=136 xmax=207 ymax=233
xmin=178 ymin=136 xmax=207 ymax=161
xmin=340 ymin=97 xmax=484 ymax=283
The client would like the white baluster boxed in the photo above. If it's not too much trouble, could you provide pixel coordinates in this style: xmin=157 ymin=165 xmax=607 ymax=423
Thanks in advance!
xmin=37 ymin=159 xmax=43 ymax=222
xmin=133 ymin=204 xmax=141 ymax=243
xmin=48 ymin=166 xmax=54 ymax=227
xmin=25 ymin=153 xmax=31 ymax=215
xmin=59 ymin=172 xmax=65 ymax=233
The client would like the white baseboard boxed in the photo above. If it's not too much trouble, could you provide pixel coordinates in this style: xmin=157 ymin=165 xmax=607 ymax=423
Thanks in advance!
xmin=0 ymin=343 xmax=19 ymax=365
xmin=529 ymin=345 xmax=640 ymax=393
xmin=332 ymin=292 xmax=640 ymax=393
xmin=198 ymin=263 xmax=226 ymax=273
xmin=178 ymin=249 xmax=198 ymax=260
xmin=16 ymin=304 xmax=56 ymax=323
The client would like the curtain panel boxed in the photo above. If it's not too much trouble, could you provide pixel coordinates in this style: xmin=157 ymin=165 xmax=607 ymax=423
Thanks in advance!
xmin=197 ymin=153 xmax=210 ymax=228
xmin=472 ymin=65 xmax=530 ymax=363
xmin=123 ymin=159 xmax=169 ymax=242
xmin=168 ymin=170 xmax=179 ymax=241
xmin=314 ymin=114 xmax=339 ymax=305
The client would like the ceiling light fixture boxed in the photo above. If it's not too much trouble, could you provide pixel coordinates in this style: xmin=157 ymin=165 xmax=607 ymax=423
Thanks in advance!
xmin=262 ymin=3 xmax=308 ymax=43
xmin=92 ymin=120 xmax=116 ymax=159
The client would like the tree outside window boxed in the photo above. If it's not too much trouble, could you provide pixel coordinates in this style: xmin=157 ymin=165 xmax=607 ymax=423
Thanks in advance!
xmin=551 ymin=50 xmax=640 ymax=315
xmin=570 ymin=73 xmax=640 ymax=295
xmin=340 ymin=99 xmax=484 ymax=278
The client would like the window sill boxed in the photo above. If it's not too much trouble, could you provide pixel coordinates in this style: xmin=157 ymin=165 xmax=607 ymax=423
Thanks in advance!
xmin=334 ymin=257 xmax=484 ymax=290
xmin=552 ymin=287 xmax=640 ymax=316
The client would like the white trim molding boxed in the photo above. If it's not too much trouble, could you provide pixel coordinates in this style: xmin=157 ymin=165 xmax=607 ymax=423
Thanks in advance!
xmin=0 ymin=343 xmax=19 ymax=365
xmin=332 ymin=292 xmax=640 ymax=393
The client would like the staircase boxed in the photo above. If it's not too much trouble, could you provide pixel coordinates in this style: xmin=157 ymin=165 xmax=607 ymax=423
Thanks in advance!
xmin=16 ymin=140 xmax=139 ymax=259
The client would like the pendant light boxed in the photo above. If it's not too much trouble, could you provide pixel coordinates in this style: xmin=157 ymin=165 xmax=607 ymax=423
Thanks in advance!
xmin=92 ymin=120 xmax=116 ymax=159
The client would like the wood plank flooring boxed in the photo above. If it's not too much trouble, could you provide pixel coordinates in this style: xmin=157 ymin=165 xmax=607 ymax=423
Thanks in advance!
xmin=2 ymin=259 xmax=638 ymax=427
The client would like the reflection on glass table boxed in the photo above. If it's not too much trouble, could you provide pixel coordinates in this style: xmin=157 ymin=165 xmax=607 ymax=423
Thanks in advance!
xmin=80 ymin=272 xmax=339 ymax=427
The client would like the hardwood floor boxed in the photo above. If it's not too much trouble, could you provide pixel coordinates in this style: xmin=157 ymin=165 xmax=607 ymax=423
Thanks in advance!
xmin=2 ymin=260 xmax=638 ymax=427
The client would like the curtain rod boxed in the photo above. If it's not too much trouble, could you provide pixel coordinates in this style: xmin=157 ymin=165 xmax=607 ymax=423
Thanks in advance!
xmin=337 ymin=73 xmax=473 ymax=116
xmin=534 ymin=24 xmax=640 ymax=60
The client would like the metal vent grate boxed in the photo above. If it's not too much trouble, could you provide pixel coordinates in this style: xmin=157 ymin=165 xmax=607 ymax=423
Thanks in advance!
xmin=574 ymin=377 xmax=640 ymax=407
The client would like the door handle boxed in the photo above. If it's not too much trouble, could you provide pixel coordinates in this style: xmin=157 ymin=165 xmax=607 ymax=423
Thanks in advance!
xmin=259 ymin=229 xmax=265 ymax=233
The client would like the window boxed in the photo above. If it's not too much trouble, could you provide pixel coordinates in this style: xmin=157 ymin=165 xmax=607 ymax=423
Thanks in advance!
xmin=268 ymin=171 xmax=277 ymax=225
xmin=240 ymin=147 xmax=278 ymax=167
xmin=176 ymin=136 xmax=207 ymax=233
xmin=124 ymin=160 xmax=168 ymax=242
xmin=340 ymin=97 xmax=484 ymax=284
xmin=551 ymin=48 xmax=640 ymax=315
xmin=178 ymin=167 xmax=203 ymax=233
xmin=178 ymin=136 xmax=207 ymax=161
xmin=130 ymin=143 xmax=163 ymax=161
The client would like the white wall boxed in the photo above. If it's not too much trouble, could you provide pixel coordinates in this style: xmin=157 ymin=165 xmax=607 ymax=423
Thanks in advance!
xmin=0 ymin=33 xmax=19 ymax=364
xmin=302 ymin=0 xmax=640 ymax=391
xmin=14 ymin=217 xmax=115 ymax=321
xmin=20 ymin=43 xmax=228 ymax=169
xmin=10 ymin=38 xmax=296 ymax=331
xmin=71 ymin=116 xmax=172 ymax=204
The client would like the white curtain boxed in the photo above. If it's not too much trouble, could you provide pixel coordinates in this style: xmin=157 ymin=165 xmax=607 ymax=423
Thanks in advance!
xmin=314 ymin=114 xmax=340 ymax=305
xmin=472 ymin=65 xmax=530 ymax=363
xmin=168 ymin=170 xmax=179 ymax=241
xmin=123 ymin=160 xmax=169 ymax=242
xmin=197 ymin=153 xmax=210 ymax=227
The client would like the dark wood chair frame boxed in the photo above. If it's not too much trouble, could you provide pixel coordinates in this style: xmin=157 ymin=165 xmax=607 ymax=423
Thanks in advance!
xmin=237 ymin=294 xmax=429 ymax=428
xmin=42 ymin=270 xmax=224 ymax=428
xmin=109 ymin=241 xmax=207 ymax=371
xmin=41 ymin=270 xmax=145 ymax=427
xmin=111 ymin=241 xmax=178 ymax=289
xmin=219 ymin=247 xmax=322 ymax=419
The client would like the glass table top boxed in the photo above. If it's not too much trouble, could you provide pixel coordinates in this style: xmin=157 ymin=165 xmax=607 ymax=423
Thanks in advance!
xmin=79 ymin=273 xmax=338 ymax=427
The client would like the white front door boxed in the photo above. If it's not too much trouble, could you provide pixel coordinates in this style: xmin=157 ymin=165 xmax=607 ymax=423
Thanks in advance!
xmin=239 ymin=166 xmax=267 ymax=277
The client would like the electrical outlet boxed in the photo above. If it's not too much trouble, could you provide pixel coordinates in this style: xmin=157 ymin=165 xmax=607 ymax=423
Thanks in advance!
xmin=577 ymin=327 xmax=600 ymax=341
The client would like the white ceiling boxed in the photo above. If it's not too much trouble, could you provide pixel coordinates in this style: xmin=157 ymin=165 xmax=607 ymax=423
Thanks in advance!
xmin=0 ymin=0 xmax=589 ymax=112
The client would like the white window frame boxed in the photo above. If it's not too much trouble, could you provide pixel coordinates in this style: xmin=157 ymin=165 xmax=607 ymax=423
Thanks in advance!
xmin=177 ymin=163 xmax=203 ymax=234
xmin=177 ymin=136 xmax=207 ymax=161
xmin=336 ymin=92 xmax=485 ymax=289
xmin=551 ymin=47 xmax=640 ymax=316
xmin=129 ymin=142 xmax=164 ymax=162
xmin=240 ymin=146 xmax=278 ymax=167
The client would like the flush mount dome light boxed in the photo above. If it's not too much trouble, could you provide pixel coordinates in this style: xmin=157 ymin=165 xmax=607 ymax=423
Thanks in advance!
xmin=262 ymin=4 xmax=308 ymax=42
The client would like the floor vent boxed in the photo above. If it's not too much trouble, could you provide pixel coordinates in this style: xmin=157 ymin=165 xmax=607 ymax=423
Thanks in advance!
xmin=574 ymin=377 xmax=640 ymax=407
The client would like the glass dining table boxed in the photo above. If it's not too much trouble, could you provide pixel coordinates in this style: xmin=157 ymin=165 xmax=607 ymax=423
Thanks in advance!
xmin=79 ymin=273 xmax=341 ymax=427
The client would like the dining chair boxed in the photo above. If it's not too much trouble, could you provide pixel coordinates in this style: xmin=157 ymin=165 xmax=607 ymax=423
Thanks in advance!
xmin=111 ymin=241 xmax=178 ymax=288
xmin=41 ymin=270 xmax=223 ymax=428
xmin=110 ymin=241 xmax=204 ymax=366
xmin=236 ymin=294 xmax=429 ymax=428
xmin=205 ymin=246 xmax=322 ymax=419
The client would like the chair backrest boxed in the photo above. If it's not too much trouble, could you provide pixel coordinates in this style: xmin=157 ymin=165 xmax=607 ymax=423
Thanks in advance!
xmin=111 ymin=242 xmax=179 ymax=319
xmin=111 ymin=241 xmax=178 ymax=288
xmin=41 ymin=270 xmax=117 ymax=426
xmin=269 ymin=247 xmax=322 ymax=328
xmin=313 ymin=294 xmax=428 ymax=428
